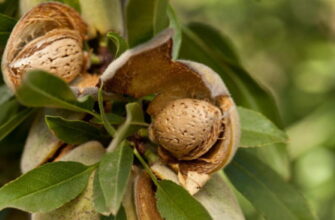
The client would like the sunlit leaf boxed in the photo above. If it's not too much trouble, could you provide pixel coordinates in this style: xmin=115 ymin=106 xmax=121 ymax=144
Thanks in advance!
xmin=94 ymin=143 xmax=133 ymax=215
xmin=79 ymin=0 xmax=124 ymax=35
xmin=155 ymin=180 xmax=212 ymax=220
xmin=195 ymin=174 xmax=244 ymax=220
xmin=16 ymin=70 xmax=96 ymax=116
xmin=167 ymin=5 xmax=182 ymax=60
xmin=0 ymin=162 xmax=94 ymax=213
xmin=238 ymin=107 xmax=288 ymax=147
xmin=126 ymin=0 xmax=169 ymax=47
xmin=107 ymin=32 xmax=128 ymax=58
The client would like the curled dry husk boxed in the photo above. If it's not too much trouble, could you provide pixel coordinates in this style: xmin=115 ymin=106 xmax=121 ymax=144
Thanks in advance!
xmin=100 ymin=28 xmax=240 ymax=194
xmin=1 ymin=2 xmax=87 ymax=91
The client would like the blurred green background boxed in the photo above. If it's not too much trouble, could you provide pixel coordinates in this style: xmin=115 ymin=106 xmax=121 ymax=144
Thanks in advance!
xmin=171 ymin=0 xmax=335 ymax=219
xmin=0 ymin=0 xmax=334 ymax=219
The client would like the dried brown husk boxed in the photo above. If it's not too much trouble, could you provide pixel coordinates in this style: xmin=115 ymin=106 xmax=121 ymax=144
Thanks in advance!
xmin=134 ymin=171 xmax=163 ymax=220
xmin=100 ymin=29 xmax=240 ymax=193
xmin=2 ymin=2 xmax=87 ymax=91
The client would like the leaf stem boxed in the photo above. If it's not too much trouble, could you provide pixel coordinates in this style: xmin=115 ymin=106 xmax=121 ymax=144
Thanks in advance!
xmin=133 ymin=148 xmax=159 ymax=186
xmin=130 ymin=122 xmax=149 ymax=127
xmin=98 ymin=85 xmax=116 ymax=137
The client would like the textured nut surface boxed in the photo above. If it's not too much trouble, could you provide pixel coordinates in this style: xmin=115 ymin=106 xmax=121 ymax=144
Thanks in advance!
xmin=9 ymin=29 xmax=84 ymax=87
xmin=149 ymin=98 xmax=223 ymax=160
xmin=2 ymin=2 xmax=87 ymax=91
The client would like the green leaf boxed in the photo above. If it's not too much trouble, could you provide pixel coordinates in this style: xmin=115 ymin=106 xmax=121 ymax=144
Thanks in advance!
xmin=155 ymin=180 xmax=212 ymax=220
xmin=100 ymin=206 xmax=127 ymax=220
xmin=179 ymin=23 xmax=282 ymax=127
xmin=0 ymin=85 xmax=12 ymax=105
xmin=20 ymin=0 xmax=80 ymax=13
xmin=0 ymin=161 xmax=94 ymax=212
xmin=0 ymin=0 xmax=19 ymax=17
xmin=0 ymin=32 xmax=10 ymax=49
xmin=57 ymin=0 xmax=80 ymax=12
xmin=0 ymin=13 xmax=16 ymax=32
xmin=107 ymin=102 xmax=146 ymax=151
xmin=126 ymin=0 xmax=169 ymax=47
xmin=94 ymin=143 xmax=133 ymax=215
xmin=238 ymin=107 xmax=288 ymax=147
xmin=79 ymin=0 xmax=124 ymax=35
xmin=15 ymin=70 xmax=96 ymax=116
xmin=194 ymin=174 xmax=244 ymax=220
xmin=0 ymin=99 xmax=19 ymax=125
xmin=98 ymin=85 xmax=116 ymax=137
xmin=225 ymin=150 xmax=316 ymax=220
xmin=0 ymin=104 xmax=35 ymax=141
xmin=45 ymin=116 xmax=109 ymax=145
xmin=167 ymin=5 xmax=182 ymax=60
xmin=20 ymin=109 xmax=84 ymax=173
xmin=107 ymin=32 xmax=128 ymax=58
xmin=91 ymin=113 xmax=125 ymax=125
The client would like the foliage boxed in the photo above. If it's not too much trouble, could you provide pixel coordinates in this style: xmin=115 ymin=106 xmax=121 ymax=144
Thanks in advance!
xmin=0 ymin=0 xmax=326 ymax=219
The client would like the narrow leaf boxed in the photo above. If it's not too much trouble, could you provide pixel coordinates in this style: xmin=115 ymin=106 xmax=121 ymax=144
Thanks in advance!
xmin=0 ymin=32 xmax=10 ymax=48
xmin=45 ymin=116 xmax=109 ymax=145
xmin=95 ymin=143 xmax=133 ymax=215
xmin=98 ymin=85 xmax=116 ymax=136
xmin=225 ymin=150 xmax=316 ymax=220
xmin=79 ymin=0 xmax=124 ymax=35
xmin=0 ymin=99 xmax=19 ymax=125
xmin=91 ymin=113 xmax=125 ymax=125
xmin=107 ymin=102 xmax=146 ymax=151
xmin=153 ymin=0 xmax=169 ymax=34
xmin=238 ymin=107 xmax=288 ymax=147
xmin=126 ymin=0 xmax=169 ymax=47
xmin=0 ymin=13 xmax=16 ymax=32
xmin=107 ymin=32 xmax=128 ymax=58
xmin=58 ymin=0 xmax=81 ymax=12
xmin=0 ymin=0 xmax=19 ymax=17
xmin=167 ymin=5 xmax=182 ymax=60
xmin=15 ymin=70 xmax=96 ymax=115
xmin=194 ymin=174 xmax=244 ymax=220
xmin=0 ymin=85 xmax=12 ymax=105
xmin=156 ymin=180 xmax=212 ymax=220
xmin=0 ymin=162 xmax=94 ymax=212
xmin=0 ymin=107 xmax=35 ymax=141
